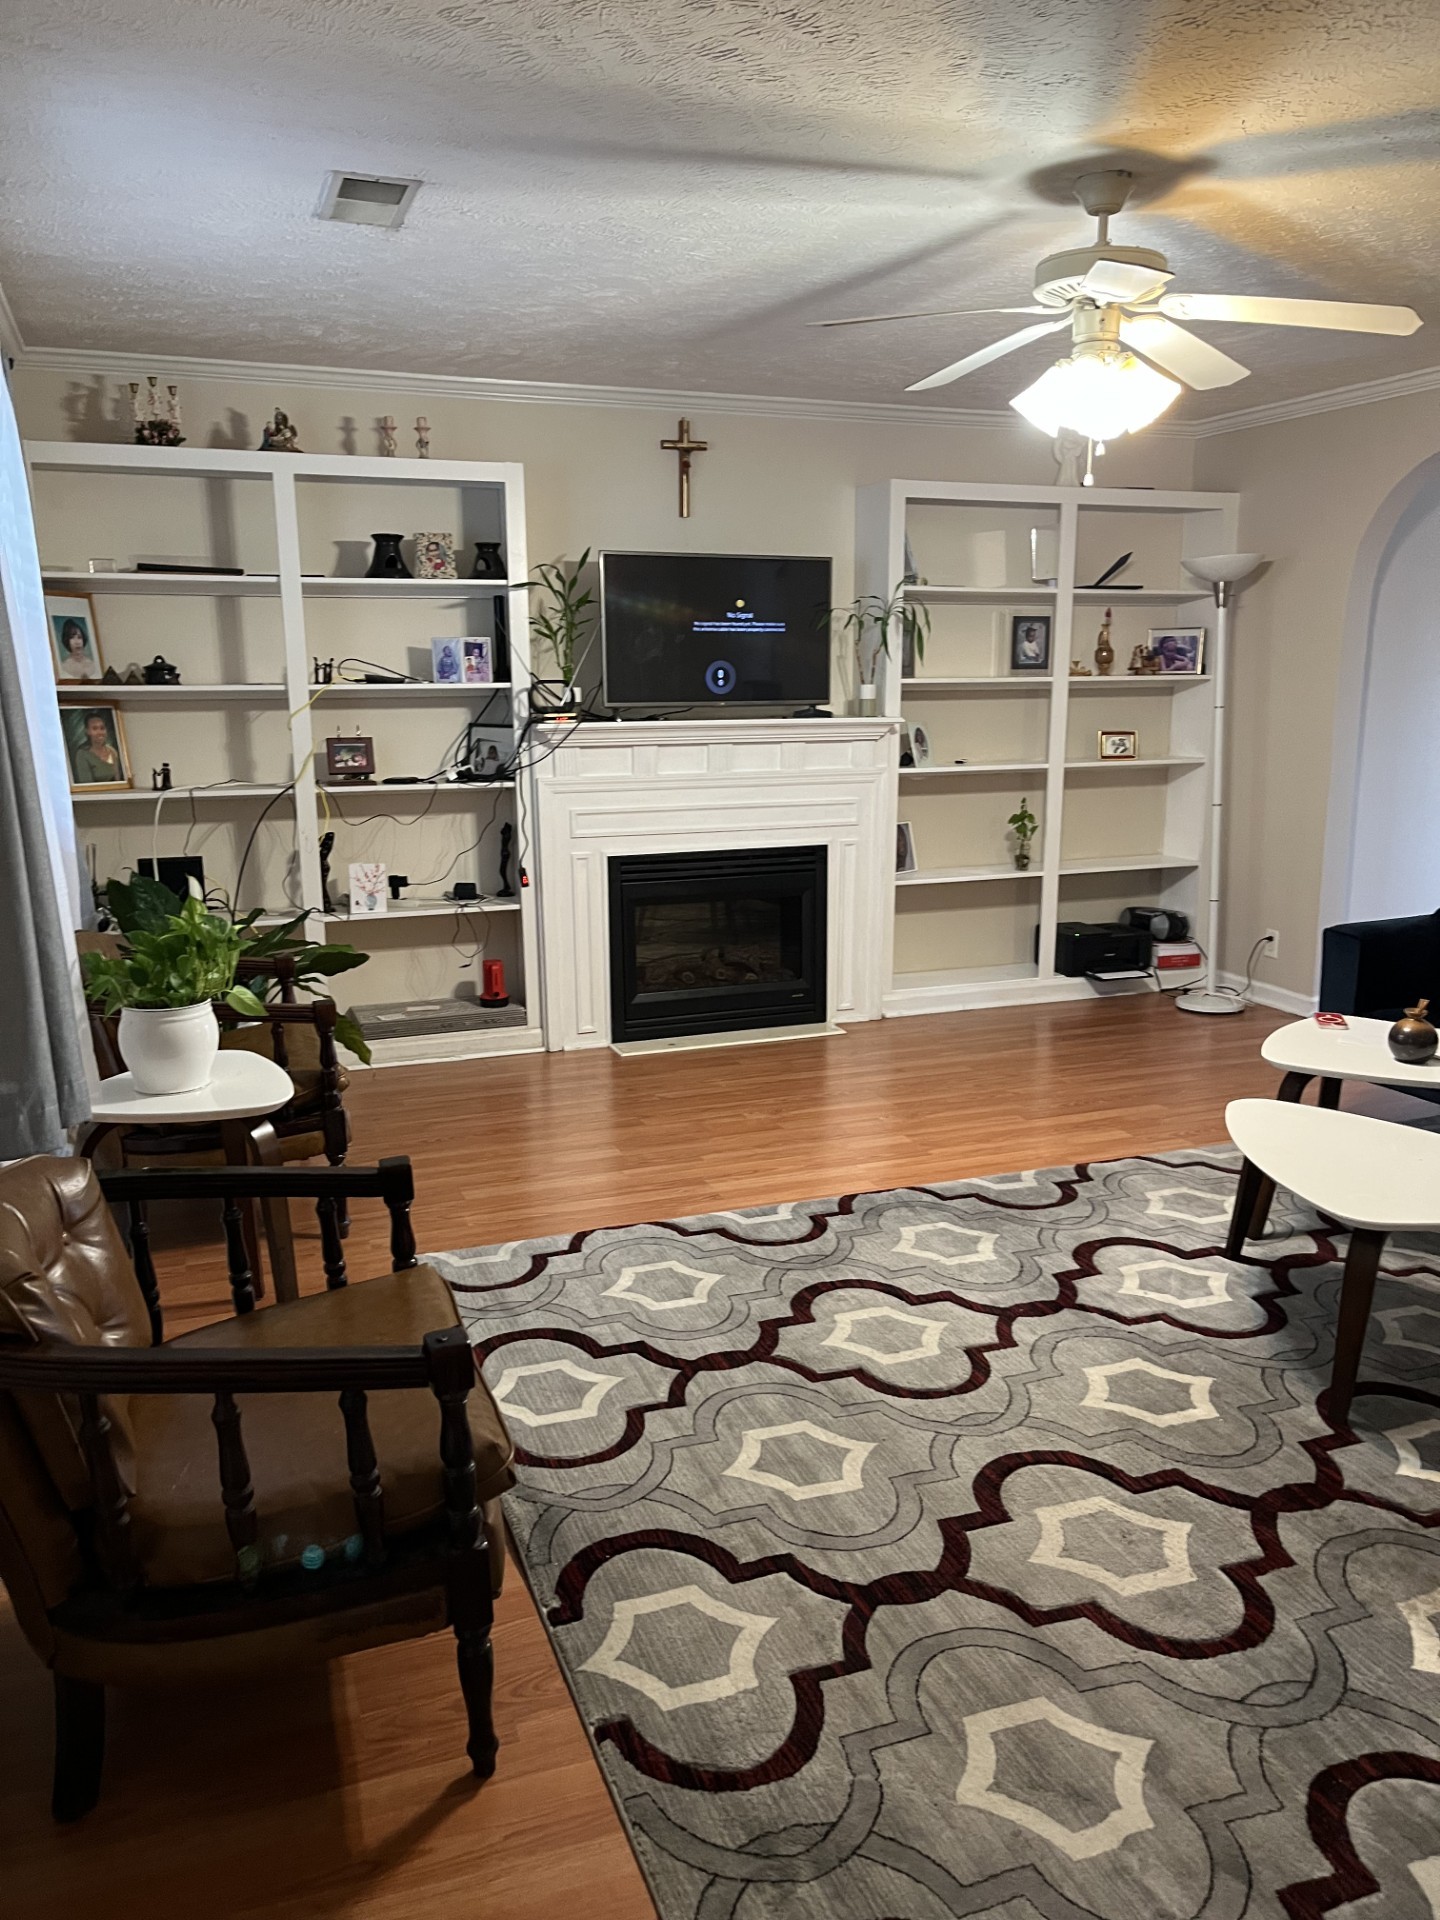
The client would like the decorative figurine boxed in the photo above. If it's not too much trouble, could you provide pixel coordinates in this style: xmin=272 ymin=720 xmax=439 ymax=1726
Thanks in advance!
xmin=415 ymin=416 xmax=430 ymax=458
xmin=1053 ymin=427 xmax=1086 ymax=488
xmin=260 ymin=409 xmax=301 ymax=452
xmin=1094 ymin=606 xmax=1115 ymax=677
xmin=318 ymin=830 xmax=336 ymax=914
xmin=141 ymin=654 xmax=181 ymax=685
xmin=151 ymin=762 xmax=173 ymax=791
xmin=1070 ymin=659 xmax=1093 ymax=676
xmin=130 ymin=375 xmax=185 ymax=447
xmin=379 ymin=416 xmax=397 ymax=457
xmin=1128 ymin=643 xmax=1147 ymax=674
xmin=365 ymin=533 xmax=412 ymax=579
xmin=313 ymin=657 xmax=335 ymax=684
xmin=470 ymin=540 xmax=506 ymax=580
xmin=497 ymin=821 xmax=515 ymax=897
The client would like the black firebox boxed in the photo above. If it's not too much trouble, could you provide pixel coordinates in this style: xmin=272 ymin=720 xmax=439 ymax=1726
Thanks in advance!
xmin=608 ymin=846 xmax=827 ymax=1043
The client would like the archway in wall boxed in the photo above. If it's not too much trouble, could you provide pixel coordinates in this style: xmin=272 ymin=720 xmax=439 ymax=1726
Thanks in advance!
xmin=1322 ymin=449 xmax=1440 ymax=932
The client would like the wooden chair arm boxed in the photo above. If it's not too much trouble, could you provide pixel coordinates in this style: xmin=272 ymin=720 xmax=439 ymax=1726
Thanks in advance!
xmin=0 ymin=1342 xmax=435 ymax=1397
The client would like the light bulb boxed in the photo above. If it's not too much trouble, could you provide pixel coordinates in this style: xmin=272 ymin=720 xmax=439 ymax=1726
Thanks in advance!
xmin=1011 ymin=348 xmax=1181 ymax=441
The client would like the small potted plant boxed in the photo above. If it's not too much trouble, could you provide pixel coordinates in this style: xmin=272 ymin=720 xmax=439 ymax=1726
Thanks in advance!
xmin=1008 ymin=799 xmax=1038 ymax=871
xmin=81 ymin=895 xmax=269 ymax=1094
xmin=525 ymin=548 xmax=595 ymax=714
xmin=833 ymin=584 xmax=930 ymax=715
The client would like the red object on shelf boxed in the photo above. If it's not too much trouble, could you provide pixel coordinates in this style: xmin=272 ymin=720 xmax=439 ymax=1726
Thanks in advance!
xmin=480 ymin=958 xmax=509 ymax=1007
xmin=1155 ymin=943 xmax=1203 ymax=971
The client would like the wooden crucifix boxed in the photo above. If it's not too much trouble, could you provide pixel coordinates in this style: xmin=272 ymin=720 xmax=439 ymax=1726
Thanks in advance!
xmin=660 ymin=417 xmax=708 ymax=518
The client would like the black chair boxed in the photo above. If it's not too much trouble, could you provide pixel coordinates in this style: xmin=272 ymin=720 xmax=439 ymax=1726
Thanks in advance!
xmin=1321 ymin=910 xmax=1440 ymax=1022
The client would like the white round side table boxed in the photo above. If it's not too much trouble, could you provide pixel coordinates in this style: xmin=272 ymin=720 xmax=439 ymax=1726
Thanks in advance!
xmin=84 ymin=1053 xmax=298 ymax=1307
xmin=1242 ymin=1014 xmax=1440 ymax=1247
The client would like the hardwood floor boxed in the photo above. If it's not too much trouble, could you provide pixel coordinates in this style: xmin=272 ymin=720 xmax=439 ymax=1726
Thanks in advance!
xmin=1 ymin=995 xmax=1298 ymax=1919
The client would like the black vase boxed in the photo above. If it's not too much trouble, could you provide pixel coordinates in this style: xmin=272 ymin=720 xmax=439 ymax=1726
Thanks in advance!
xmin=471 ymin=540 xmax=506 ymax=581
xmin=365 ymin=533 xmax=412 ymax=579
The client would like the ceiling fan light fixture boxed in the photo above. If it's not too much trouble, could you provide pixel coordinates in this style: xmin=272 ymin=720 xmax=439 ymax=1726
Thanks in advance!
xmin=1010 ymin=345 xmax=1181 ymax=441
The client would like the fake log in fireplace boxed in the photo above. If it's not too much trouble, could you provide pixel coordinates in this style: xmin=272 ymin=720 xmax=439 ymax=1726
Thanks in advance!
xmin=608 ymin=846 xmax=827 ymax=1042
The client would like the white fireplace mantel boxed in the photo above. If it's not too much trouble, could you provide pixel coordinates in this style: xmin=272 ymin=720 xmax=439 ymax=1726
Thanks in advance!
xmin=529 ymin=717 xmax=898 ymax=1049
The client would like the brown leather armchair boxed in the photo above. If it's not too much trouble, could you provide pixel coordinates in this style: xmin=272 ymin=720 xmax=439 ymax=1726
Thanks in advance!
xmin=0 ymin=1153 xmax=513 ymax=1820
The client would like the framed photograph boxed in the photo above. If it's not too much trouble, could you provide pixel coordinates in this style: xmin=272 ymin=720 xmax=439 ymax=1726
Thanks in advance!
xmin=896 ymin=821 xmax=918 ymax=873
xmin=325 ymin=735 xmax=376 ymax=782
xmin=414 ymin=532 xmax=458 ymax=580
xmin=46 ymin=594 xmax=105 ymax=683
xmin=461 ymin=637 xmax=494 ymax=685
xmin=1148 ymin=626 xmax=1205 ymax=674
xmin=1009 ymin=613 xmax=1052 ymax=672
xmin=431 ymin=637 xmax=463 ymax=684
xmin=62 ymin=704 xmax=130 ymax=791
xmin=1098 ymin=729 xmax=1138 ymax=761
xmin=347 ymin=861 xmax=388 ymax=916
xmin=911 ymin=722 xmax=931 ymax=766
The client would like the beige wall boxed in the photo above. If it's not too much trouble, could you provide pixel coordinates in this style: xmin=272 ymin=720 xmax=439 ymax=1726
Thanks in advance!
xmin=1194 ymin=387 xmax=1440 ymax=1001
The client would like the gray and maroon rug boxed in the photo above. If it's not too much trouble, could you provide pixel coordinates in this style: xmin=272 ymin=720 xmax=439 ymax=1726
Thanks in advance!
xmin=432 ymin=1149 xmax=1440 ymax=1919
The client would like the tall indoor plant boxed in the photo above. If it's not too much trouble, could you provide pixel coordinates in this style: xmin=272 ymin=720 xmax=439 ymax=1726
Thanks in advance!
xmin=81 ymin=895 xmax=268 ymax=1094
xmin=525 ymin=548 xmax=595 ymax=711
xmin=833 ymin=583 xmax=930 ymax=715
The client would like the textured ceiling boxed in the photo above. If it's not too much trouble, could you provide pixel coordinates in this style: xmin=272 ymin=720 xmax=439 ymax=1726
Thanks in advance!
xmin=3 ymin=0 xmax=1439 ymax=416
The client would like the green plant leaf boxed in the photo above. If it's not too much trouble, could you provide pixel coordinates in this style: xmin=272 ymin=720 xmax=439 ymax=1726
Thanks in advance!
xmin=106 ymin=872 xmax=185 ymax=934
xmin=224 ymin=984 xmax=269 ymax=1019
xmin=332 ymin=1009 xmax=372 ymax=1065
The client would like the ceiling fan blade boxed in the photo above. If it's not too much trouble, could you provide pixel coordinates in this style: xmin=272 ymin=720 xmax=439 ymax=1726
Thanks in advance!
xmin=1119 ymin=315 xmax=1250 ymax=390
xmin=1159 ymin=292 xmax=1422 ymax=335
xmin=906 ymin=319 xmax=1069 ymax=393
xmin=812 ymin=305 xmax=1047 ymax=329
xmin=1081 ymin=260 xmax=1173 ymax=304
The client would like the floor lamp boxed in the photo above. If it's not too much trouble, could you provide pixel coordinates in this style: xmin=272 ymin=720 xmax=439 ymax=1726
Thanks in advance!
xmin=1175 ymin=551 xmax=1264 ymax=1016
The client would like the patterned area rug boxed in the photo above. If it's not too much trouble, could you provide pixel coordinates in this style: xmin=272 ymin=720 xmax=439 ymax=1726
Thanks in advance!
xmin=432 ymin=1149 xmax=1440 ymax=1919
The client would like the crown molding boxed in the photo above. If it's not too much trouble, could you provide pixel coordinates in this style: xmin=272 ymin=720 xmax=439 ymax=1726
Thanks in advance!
xmin=17 ymin=339 xmax=1440 ymax=441
xmin=14 ymin=344 xmax=1043 ymax=434
xmin=1187 ymin=361 xmax=1440 ymax=436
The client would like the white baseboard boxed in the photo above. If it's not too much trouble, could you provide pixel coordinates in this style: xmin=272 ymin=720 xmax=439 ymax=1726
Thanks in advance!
xmin=1217 ymin=971 xmax=1318 ymax=1018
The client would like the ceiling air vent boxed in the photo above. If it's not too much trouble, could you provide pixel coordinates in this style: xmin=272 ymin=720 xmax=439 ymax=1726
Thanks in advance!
xmin=316 ymin=172 xmax=422 ymax=230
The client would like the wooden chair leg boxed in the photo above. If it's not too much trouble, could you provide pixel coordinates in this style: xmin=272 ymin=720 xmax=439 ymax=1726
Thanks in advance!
xmin=1329 ymin=1228 xmax=1387 ymax=1426
xmin=51 ymin=1675 xmax=105 ymax=1822
xmin=1227 ymin=1157 xmax=1267 ymax=1258
xmin=249 ymin=1120 xmax=298 ymax=1304
xmin=219 ymin=1118 xmax=267 ymax=1302
xmin=448 ymin=1554 xmax=498 ymax=1780
xmin=327 ymin=1148 xmax=351 ymax=1240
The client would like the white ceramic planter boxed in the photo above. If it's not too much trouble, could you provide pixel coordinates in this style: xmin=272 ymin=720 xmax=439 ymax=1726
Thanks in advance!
xmin=118 ymin=1002 xmax=220 ymax=1095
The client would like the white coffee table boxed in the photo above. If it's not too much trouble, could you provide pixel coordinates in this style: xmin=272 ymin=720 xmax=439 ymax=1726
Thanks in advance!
xmin=85 ymin=1052 xmax=297 ymax=1309
xmin=1226 ymin=1097 xmax=1440 ymax=1422
xmin=1262 ymin=1014 xmax=1440 ymax=1106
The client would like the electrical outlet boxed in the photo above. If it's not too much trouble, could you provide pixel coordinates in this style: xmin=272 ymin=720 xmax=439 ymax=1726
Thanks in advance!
xmin=1260 ymin=928 xmax=1280 ymax=964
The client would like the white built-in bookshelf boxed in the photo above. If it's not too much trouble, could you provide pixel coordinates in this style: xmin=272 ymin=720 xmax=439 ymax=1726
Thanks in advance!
xmin=856 ymin=478 xmax=1240 ymax=1015
xmin=26 ymin=440 xmax=543 ymax=1063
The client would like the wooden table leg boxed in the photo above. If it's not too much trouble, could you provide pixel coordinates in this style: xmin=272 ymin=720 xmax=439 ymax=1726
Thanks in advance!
xmin=1329 ymin=1228 xmax=1386 ymax=1426
xmin=219 ymin=1117 xmax=268 ymax=1302
xmin=1318 ymin=1077 xmax=1343 ymax=1109
xmin=1227 ymin=1157 xmax=1268 ymax=1258
xmin=248 ymin=1119 xmax=298 ymax=1304
xmin=1277 ymin=1072 xmax=1312 ymax=1103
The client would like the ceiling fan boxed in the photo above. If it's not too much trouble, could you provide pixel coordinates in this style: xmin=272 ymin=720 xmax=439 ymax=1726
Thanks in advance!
xmin=815 ymin=169 xmax=1422 ymax=438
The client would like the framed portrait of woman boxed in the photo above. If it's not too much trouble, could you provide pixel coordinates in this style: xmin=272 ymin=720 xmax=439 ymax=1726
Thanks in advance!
xmin=62 ymin=705 xmax=131 ymax=791
xmin=45 ymin=594 xmax=106 ymax=683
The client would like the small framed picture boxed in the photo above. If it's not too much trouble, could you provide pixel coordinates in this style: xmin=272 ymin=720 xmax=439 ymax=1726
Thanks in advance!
xmin=896 ymin=821 xmax=918 ymax=873
xmin=1098 ymin=729 xmax=1138 ymax=760
xmin=347 ymin=861 xmax=388 ymax=915
xmin=62 ymin=704 xmax=130 ymax=790
xmin=1010 ymin=613 xmax=1052 ymax=672
xmin=461 ymin=637 xmax=494 ymax=685
xmin=46 ymin=594 xmax=105 ymax=683
xmin=431 ymin=637 xmax=463 ymax=684
xmin=1148 ymin=626 xmax=1205 ymax=674
xmin=414 ymin=532 xmax=458 ymax=580
xmin=911 ymin=722 xmax=931 ymax=766
xmin=325 ymin=735 xmax=376 ymax=782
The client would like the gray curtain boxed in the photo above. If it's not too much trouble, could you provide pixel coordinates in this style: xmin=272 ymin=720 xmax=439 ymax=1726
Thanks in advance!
xmin=0 ymin=467 xmax=90 ymax=1156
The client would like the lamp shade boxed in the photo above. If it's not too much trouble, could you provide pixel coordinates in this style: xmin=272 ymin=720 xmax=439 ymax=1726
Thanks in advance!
xmin=1010 ymin=350 xmax=1181 ymax=442
xmin=1182 ymin=552 xmax=1264 ymax=586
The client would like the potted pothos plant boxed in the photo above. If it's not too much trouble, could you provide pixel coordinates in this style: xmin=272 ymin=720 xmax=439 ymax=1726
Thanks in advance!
xmin=833 ymin=584 xmax=930 ymax=715
xmin=524 ymin=548 xmax=595 ymax=712
xmin=1008 ymin=799 xmax=1039 ymax=871
xmin=81 ymin=895 xmax=269 ymax=1095
xmin=94 ymin=875 xmax=374 ymax=1074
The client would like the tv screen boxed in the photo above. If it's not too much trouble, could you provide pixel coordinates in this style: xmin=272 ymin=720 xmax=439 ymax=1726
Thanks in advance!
xmin=601 ymin=552 xmax=832 ymax=707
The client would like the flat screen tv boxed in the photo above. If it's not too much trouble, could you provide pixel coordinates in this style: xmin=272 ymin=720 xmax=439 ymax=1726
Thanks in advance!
xmin=601 ymin=551 xmax=832 ymax=708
